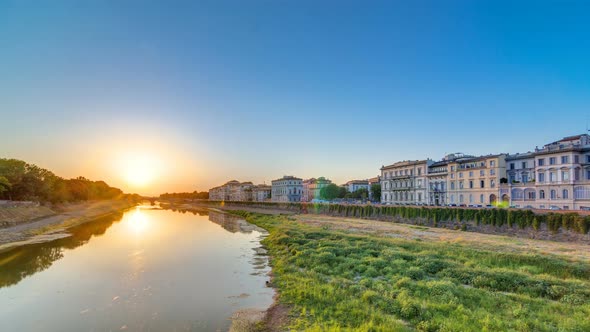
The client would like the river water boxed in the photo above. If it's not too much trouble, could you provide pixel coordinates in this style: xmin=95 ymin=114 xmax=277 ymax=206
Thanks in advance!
xmin=0 ymin=205 xmax=273 ymax=331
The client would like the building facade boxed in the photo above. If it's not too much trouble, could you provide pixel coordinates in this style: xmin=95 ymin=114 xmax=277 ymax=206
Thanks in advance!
xmin=271 ymin=176 xmax=303 ymax=202
xmin=531 ymin=134 xmax=590 ymax=210
xmin=252 ymin=185 xmax=272 ymax=202
xmin=380 ymin=160 xmax=432 ymax=205
xmin=446 ymin=154 xmax=507 ymax=206
xmin=302 ymin=177 xmax=332 ymax=202
xmin=208 ymin=180 xmax=253 ymax=201
xmin=344 ymin=180 xmax=369 ymax=193
xmin=378 ymin=133 xmax=590 ymax=211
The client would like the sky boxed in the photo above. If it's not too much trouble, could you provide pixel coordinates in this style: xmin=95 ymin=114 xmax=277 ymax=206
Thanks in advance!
xmin=1 ymin=0 xmax=590 ymax=196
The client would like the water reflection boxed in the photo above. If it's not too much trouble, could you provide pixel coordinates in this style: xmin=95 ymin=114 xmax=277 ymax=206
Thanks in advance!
xmin=0 ymin=206 xmax=273 ymax=332
xmin=0 ymin=211 xmax=124 ymax=289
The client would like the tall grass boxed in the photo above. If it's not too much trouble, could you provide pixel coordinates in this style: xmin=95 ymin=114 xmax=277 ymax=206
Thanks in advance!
xmin=233 ymin=211 xmax=590 ymax=331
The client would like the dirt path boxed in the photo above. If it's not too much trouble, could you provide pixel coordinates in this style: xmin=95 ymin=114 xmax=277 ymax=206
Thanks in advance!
xmin=295 ymin=214 xmax=590 ymax=262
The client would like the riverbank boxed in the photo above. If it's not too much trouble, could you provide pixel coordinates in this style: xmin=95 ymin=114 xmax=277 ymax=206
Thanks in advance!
xmin=167 ymin=200 xmax=590 ymax=243
xmin=0 ymin=199 xmax=139 ymax=253
xmin=228 ymin=211 xmax=590 ymax=331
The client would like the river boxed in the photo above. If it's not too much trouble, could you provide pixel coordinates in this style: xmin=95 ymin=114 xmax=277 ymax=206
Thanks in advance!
xmin=0 ymin=205 xmax=274 ymax=331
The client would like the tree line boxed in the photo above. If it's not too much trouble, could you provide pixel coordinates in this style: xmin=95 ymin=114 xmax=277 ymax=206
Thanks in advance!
xmin=318 ymin=183 xmax=381 ymax=201
xmin=0 ymin=158 xmax=132 ymax=203
xmin=159 ymin=191 xmax=209 ymax=200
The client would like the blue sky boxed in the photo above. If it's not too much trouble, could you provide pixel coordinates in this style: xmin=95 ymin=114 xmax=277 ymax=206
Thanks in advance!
xmin=1 ymin=1 xmax=589 ymax=194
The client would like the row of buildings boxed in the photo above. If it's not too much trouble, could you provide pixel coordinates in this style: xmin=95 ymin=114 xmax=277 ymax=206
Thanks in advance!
xmin=209 ymin=176 xmax=379 ymax=203
xmin=380 ymin=134 xmax=590 ymax=211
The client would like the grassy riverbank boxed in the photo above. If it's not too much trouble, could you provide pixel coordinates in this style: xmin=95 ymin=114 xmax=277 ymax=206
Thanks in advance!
xmin=233 ymin=211 xmax=590 ymax=331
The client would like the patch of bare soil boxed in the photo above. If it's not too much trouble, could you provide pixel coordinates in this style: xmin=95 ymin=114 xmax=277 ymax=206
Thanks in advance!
xmin=295 ymin=214 xmax=590 ymax=262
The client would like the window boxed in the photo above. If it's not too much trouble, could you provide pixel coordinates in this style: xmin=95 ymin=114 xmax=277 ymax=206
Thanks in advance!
xmin=561 ymin=156 xmax=569 ymax=164
xmin=510 ymin=163 xmax=515 ymax=170
xmin=490 ymin=161 xmax=496 ymax=167
xmin=587 ymin=155 xmax=590 ymax=163
xmin=480 ymin=180 xmax=485 ymax=188
xmin=480 ymin=170 xmax=484 ymax=176
xmin=575 ymin=168 xmax=581 ymax=181
xmin=587 ymin=170 xmax=590 ymax=180
xmin=522 ymin=174 xmax=528 ymax=183
xmin=491 ymin=179 xmax=496 ymax=188
xmin=459 ymin=194 xmax=464 ymax=203
xmin=562 ymin=171 xmax=569 ymax=181
xmin=459 ymin=181 xmax=464 ymax=189
xmin=469 ymin=194 xmax=473 ymax=203
xmin=451 ymin=166 xmax=455 ymax=171
xmin=538 ymin=172 xmax=545 ymax=182
xmin=550 ymin=172 xmax=556 ymax=182
xmin=574 ymin=155 xmax=579 ymax=163
xmin=522 ymin=161 xmax=527 ymax=169
xmin=527 ymin=191 xmax=536 ymax=200
xmin=450 ymin=195 xmax=455 ymax=203
xmin=550 ymin=157 xmax=556 ymax=165
xmin=550 ymin=190 xmax=557 ymax=199
xmin=418 ymin=168 xmax=422 ymax=175
xmin=563 ymin=189 xmax=569 ymax=199
xmin=539 ymin=190 xmax=545 ymax=199
xmin=480 ymin=194 xmax=484 ymax=203
xmin=459 ymin=172 xmax=463 ymax=178
xmin=450 ymin=181 xmax=455 ymax=190
xmin=490 ymin=169 xmax=496 ymax=176
xmin=469 ymin=171 xmax=473 ymax=177
xmin=469 ymin=180 xmax=473 ymax=189
xmin=538 ymin=158 xmax=545 ymax=166
xmin=451 ymin=173 xmax=455 ymax=179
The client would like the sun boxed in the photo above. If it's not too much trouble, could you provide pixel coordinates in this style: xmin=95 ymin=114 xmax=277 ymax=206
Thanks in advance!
xmin=119 ymin=153 xmax=160 ymax=188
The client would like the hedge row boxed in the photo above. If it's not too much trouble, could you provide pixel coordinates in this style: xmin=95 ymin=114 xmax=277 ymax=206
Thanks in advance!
xmin=203 ymin=200 xmax=590 ymax=235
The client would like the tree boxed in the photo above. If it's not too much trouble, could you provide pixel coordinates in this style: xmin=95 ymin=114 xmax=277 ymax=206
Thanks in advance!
xmin=320 ymin=184 xmax=346 ymax=201
xmin=0 ymin=176 xmax=11 ymax=198
xmin=370 ymin=184 xmax=381 ymax=202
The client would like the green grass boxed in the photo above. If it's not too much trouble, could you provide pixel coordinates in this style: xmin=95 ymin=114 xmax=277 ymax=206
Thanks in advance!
xmin=233 ymin=211 xmax=590 ymax=331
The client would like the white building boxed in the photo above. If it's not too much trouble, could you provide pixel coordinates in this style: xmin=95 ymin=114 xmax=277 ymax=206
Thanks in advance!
xmin=344 ymin=180 xmax=369 ymax=193
xmin=271 ymin=176 xmax=303 ymax=202
xmin=381 ymin=160 xmax=432 ymax=205
xmin=532 ymin=134 xmax=590 ymax=210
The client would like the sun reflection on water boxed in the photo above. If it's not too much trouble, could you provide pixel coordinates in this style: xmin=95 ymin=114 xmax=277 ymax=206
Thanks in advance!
xmin=127 ymin=207 xmax=150 ymax=235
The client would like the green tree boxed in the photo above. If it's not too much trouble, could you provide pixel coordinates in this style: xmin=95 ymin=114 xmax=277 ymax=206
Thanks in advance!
xmin=0 ymin=175 xmax=11 ymax=198
xmin=320 ymin=184 xmax=346 ymax=200
xmin=370 ymin=184 xmax=381 ymax=202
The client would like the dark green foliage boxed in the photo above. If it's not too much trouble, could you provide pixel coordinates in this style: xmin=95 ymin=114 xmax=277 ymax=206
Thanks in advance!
xmin=0 ymin=158 xmax=127 ymax=203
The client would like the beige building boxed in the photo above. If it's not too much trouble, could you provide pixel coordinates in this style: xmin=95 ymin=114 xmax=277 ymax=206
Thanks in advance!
xmin=208 ymin=180 xmax=253 ymax=201
xmin=252 ymin=185 xmax=272 ymax=202
xmin=271 ymin=176 xmax=303 ymax=202
xmin=380 ymin=160 xmax=432 ymax=205
xmin=446 ymin=154 xmax=507 ymax=206
xmin=531 ymin=134 xmax=590 ymax=210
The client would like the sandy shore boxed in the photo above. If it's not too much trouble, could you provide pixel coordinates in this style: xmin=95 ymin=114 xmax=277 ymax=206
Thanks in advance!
xmin=0 ymin=200 xmax=137 ymax=253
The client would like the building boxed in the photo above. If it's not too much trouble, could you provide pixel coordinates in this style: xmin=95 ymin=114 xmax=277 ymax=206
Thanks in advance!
xmin=502 ymin=152 xmax=537 ymax=208
xmin=271 ymin=176 xmax=303 ymax=202
xmin=446 ymin=154 xmax=507 ymax=206
xmin=531 ymin=134 xmax=590 ymax=210
xmin=302 ymin=177 xmax=332 ymax=202
xmin=208 ymin=180 xmax=253 ymax=201
xmin=380 ymin=160 xmax=432 ymax=205
xmin=377 ymin=133 xmax=590 ymax=211
xmin=252 ymin=185 xmax=272 ymax=202
xmin=344 ymin=180 xmax=369 ymax=193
